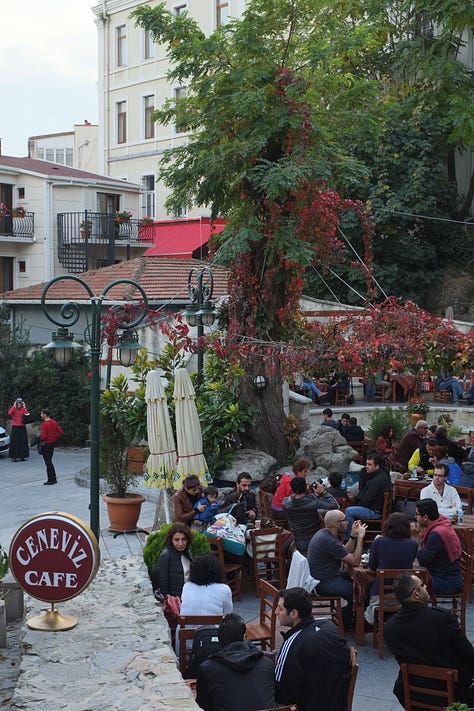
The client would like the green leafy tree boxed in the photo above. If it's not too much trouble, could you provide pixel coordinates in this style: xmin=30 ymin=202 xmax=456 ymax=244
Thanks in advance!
xmin=132 ymin=0 xmax=375 ymax=460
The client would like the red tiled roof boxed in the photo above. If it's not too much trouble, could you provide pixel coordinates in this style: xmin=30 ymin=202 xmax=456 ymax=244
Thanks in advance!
xmin=144 ymin=217 xmax=226 ymax=258
xmin=0 ymin=155 xmax=139 ymax=186
xmin=3 ymin=257 xmax=228 ymax=304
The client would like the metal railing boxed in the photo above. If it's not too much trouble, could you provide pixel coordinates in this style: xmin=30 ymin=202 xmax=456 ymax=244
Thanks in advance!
xmin=0 ymin=211 xmax=35 ymax=238
xmin=57 ymin=212 xmax=155 ymax=273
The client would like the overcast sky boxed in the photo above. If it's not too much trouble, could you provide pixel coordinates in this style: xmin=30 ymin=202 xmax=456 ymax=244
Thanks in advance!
xmin=1 ymin=1 xmax=98 ymax=157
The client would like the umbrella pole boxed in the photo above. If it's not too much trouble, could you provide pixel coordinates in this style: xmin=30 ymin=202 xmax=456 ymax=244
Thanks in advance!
xmin=153 ymin=489 xmax=172 ymax=529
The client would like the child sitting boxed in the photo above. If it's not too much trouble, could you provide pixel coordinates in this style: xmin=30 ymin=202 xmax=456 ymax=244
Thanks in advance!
xmin=326 ymin=471 xmax=347 ymax=499
xmin=193 ymin=485 xmax=220 ymax=527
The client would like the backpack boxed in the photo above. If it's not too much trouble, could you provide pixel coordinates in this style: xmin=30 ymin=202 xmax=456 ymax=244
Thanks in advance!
xmin=183 ymin=625 xmax=221 ymax=679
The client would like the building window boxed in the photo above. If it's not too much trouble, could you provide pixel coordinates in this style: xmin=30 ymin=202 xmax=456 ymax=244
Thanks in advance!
xmin=174 ymin=3 xmax=188 ymax=15
xmin=56 ymin=149 xmax=65 ymax=165
xmin=216 ymin=1 xmax=229 ymax=26
xmin=144 ymin=95 xmax=155 ymax=139
xmin=141 ymin=175 xmax=155 ymax=217
xmin=172 ymin=204 xmax=187 ymax=218
xmin=46 ymin=148 xmax=54 ymax=162
xmin=18 ymin=187 xmax=25 ymax=200
xmin=66 ymin=148 xmax=73 ymax=166
xmin=37 ymin=148 xmax=44 ymax=159
xmin=174 ymin=87 xmax=188 ymax=133
xmin=144 ymin=29 xmax=155 ymax=59
xmin=117 ymin=101 xmax=127 ymax=144
xmin=18 ymin=260 xmax=27 ymax=275
xmin=116 ymin=25 xmax=127 ymax=66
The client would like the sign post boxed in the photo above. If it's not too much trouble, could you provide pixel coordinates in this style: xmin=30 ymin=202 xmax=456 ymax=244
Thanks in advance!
xmin=9 ymin=512 xmax=100 ymax=631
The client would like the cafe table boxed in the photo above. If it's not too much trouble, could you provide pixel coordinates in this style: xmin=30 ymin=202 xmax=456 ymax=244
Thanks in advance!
xmin=351 ymin=567 xmax=376 ymax=646
xmin=452 ymin=514 xmax=474 ymax=554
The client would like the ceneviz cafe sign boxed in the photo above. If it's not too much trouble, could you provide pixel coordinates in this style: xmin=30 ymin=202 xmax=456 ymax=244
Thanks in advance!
xmin=9 ymin=512 xmax=100 ymax=630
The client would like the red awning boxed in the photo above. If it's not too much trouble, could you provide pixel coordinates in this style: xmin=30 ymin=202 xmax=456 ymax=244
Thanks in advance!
xmin=144 ymin=218 xmax=226 ymax=258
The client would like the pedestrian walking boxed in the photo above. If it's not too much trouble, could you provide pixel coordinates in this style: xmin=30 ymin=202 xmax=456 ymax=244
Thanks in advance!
xmin=39 ymin=408 xmax=63 ymax=485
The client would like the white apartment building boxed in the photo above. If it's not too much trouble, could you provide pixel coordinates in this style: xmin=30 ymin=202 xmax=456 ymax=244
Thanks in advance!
xmin=92 ymin=0 xmax=246 ymax=219
xmin=28 ymin=122 xmax=99 ymax=174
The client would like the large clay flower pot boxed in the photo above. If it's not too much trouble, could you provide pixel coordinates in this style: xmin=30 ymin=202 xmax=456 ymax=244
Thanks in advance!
xmin=103 ymin=493 xmax=145 ymax=532
xmin=409 ymin=413 xmax=425 ymax=426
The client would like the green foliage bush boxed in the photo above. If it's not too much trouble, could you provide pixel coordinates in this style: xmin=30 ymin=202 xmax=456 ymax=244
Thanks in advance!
xmin=0 ymin=543 xmax=9 ymax=580
xmin=368 ymin=407 xmax=410 ymax=443
xmin=143 ymin=524 xmax=210 ymax=577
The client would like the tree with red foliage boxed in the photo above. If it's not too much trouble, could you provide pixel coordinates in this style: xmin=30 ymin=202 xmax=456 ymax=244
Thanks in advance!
xmin=133 ymin=2 xmax=375 ymax=459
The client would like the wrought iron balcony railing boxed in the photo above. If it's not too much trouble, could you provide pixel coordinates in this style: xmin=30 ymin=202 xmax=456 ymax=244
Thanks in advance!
xmin=57 ymin=212 xmax=155 ymax=274
xmin=0 ymin=210 xmax=35 ymax=238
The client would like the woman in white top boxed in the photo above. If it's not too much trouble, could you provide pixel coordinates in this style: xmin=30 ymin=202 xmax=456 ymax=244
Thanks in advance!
xmin=180 ymin=553 xmax=233 ymax=616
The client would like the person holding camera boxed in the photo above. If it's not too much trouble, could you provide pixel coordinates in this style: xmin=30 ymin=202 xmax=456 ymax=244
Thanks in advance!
xmin=8 ymin=397 xmax=30 ymax=462
xmin=283 ymin=477 xmax=339 ymax=553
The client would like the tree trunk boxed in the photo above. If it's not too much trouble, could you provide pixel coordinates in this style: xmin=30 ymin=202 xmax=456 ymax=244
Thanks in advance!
xmin=240 ymin=361 xmax=288 ymax=463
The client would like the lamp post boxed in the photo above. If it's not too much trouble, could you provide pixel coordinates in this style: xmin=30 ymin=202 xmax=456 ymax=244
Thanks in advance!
xmin=184 ymin=266 xmax=215 ymax=383
xmin=41 ymin=274 xmax=148 ymax=540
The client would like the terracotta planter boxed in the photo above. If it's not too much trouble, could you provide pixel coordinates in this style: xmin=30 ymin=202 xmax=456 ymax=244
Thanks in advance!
xmin=115 ymin=217 xmax=129 ymax=224
xmin=103 ymin=493 xmax=145 ymax=532
xmin=409 ymin=413 xmax=426 ymax=426
xmin=12 ymin=212 xmax=25 ymax=218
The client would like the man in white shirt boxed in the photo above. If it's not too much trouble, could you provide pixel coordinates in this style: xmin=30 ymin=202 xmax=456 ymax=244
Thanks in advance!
xmin=420 ymin=463 xmax=461 ymax=517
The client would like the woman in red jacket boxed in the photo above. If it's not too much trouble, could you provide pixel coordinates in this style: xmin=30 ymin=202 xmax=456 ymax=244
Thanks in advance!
xmin=271 ymin=458 xmax=310 ymax=517
xmin=39 ymin=408 xmax=63 ymax=485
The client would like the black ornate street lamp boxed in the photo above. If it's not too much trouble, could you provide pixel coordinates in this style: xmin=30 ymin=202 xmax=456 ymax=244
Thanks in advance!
xmin=41 ymin=274 xmax=148 ymax=540
xmin=184 ymin=266 xmax=215 ymax=383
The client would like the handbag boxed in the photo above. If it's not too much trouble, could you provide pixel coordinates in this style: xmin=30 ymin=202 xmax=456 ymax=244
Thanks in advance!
xmin=161 ymin=594 xmax=181 ymax=632
xmin=37 ymin=440 xmax=45 ymax=455
xmin=23 ymin=413 xmax=36 ymax=424
xmin=206 ymin=510 xmax=247 ymax=556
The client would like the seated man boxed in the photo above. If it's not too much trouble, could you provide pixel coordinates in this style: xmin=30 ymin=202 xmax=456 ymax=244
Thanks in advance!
xmin=221 ymin=472 xmax=258 ymax=524
xmin=340 ymin=416 xmax=365 ymax=443
xmin=326 ymin=372 xmax=350 ymax=406
xmin=413 ymin=498 xmax=462 ymax=594
xmin=385 ymin=572 xmax=474 ymax=707
xmin=307 ymin=509 xmax=367 ymax=628
xmin=408 ymin=438 xmax=446 ymax=478
xmin=420 ymin=462 xmax=462 ymax=518
xmin=275 ymin=587 xmax=352 ymax=711
xmin=344 ymin=451 xmax=392 ymax=539
xmin=282 ymin=477 xmax=339 ymax=553
xmin=196 ymin=613 xmax=276 ymax=711
xmin=321 ymin=407 xmax=339 ymax=430
xmin=397 ymin=420 xmax=430 ymax=472
xmin=436 ymin=368 xmax=464 ymax=403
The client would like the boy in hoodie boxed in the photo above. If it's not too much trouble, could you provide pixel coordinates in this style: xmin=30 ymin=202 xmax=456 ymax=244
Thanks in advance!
xmin=271 ymin=457 xmax=310 ymax=517
xmin=196 ymin=613 xmax=276 ymax=711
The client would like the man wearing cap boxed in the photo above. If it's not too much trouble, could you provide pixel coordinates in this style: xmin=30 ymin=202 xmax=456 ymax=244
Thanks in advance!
xmin=173 ymin=475 xmax=204 ymax=525
xmin=396 ymin=419 xmax=429 ymax=471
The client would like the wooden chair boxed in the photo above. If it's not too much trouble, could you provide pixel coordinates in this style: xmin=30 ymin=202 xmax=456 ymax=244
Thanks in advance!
xmin=245 ymin=579 xmax=279 ymax=650
xmin=177 ymin=614 xmax=224 ymax=672
xmin=372 ymin=568 xmax=433 ymax=659
xmin=433 ymin=390 xmax=453 ymax=403
xmin=433 ymin=550 xmax=472 ymax=633
xmin=248 ymin=527 xmax=287 ymax=592
xmin=400 ymin=663 xmax=457 ymax=711
xmin=311 ymin=593 xmax=345 ymax=635
xmin=360 ymin=489 xmax=393 ymax=544
xmin=335 ymin=388 xmax=349 ymax=406
xmin=454 ymin=485 xmax=473 ymax=515
xmin=258 ymin=488 xmax=273 ymax=519
xmin=207 ymin=535 xmax=243 ymax=600
xmin=347 ymin=655 xmax=359 ymax=711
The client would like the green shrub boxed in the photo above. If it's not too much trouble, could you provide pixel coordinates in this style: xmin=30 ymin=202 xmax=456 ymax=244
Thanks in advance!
xmin=0 ymin=543 xmax=9 ymax=581
xmin=143 ymin=524 xmax=210 ymax=577
xmin=368 ymin=407 xmax=410 ymax=443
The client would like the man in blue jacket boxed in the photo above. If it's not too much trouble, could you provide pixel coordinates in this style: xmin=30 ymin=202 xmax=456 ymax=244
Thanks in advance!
xmin=275 ymin=587 xmax=352 ymax=711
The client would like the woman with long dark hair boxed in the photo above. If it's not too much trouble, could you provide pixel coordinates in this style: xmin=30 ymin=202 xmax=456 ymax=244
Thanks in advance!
xmin=8 ymin=397 xmax=30 ymax=462
xmin=180 ymin=553 xmax=233 ymax=616
xmin=152 ymin=522 xmax=192 ymax=599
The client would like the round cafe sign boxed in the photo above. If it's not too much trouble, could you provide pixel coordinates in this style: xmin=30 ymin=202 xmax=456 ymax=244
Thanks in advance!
xmin=9 ymin=512 xmax=100 ymax=603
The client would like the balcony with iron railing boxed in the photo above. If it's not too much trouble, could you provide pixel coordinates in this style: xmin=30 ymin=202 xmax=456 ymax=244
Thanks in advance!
xmin=58 ymin=212 xmax=155 ymax=274
xmin=0 ymin=210 xmax=35 ymax=238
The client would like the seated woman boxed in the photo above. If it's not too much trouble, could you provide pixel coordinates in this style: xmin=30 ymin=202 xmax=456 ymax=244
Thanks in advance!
xmin=178 ymin=553 xmax=233 ymax=655
xmin=364 ymin=512 xmax=419 ymax=624
xmin=271 ymin=458 xmax=310 ymax=517
xmin=152 ymin=522 xmax=192 ymax=601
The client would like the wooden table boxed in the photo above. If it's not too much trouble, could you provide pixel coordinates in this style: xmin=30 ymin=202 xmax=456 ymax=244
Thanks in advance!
xmin=452 ymin=514 xmax=474 ymax=554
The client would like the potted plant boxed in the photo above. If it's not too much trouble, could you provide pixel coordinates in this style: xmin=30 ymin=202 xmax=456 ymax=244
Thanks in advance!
xmin=80 ymin=220 xmax=93 ymax=239
xmin=139 ymin=216 xmax=154 ymax=226
xmin=12 ymin=205 xmax=25 ymax=218
xmin=407 ymin=397 xmax=430 ymax=425
xmin=143 ymin=524 xmax=210 ymax=578
xmin=115 ymin=209 xmax=132 ymax=224
xmin=0 ymin=203 xmax=7 ymax=216
xmin=100 ymin=373 xmax=145 ymax=531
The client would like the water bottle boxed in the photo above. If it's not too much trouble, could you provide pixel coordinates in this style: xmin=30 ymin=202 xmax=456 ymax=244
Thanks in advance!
xmin=411 ymin=467 xmax=418 ymax=480
xmin=457 ymin=507 xmax=464 ymax=526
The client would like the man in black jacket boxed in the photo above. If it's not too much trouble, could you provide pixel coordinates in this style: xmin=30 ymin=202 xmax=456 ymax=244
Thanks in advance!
xmin=344 ymin=451 xmax=391 ymax=540
xmin=282 ymin=477 xmax=339 ymax=553
xmin=385 ymin=572 xmax=474 ymax=706
xmin=275 ymin=587 xmax=352 ymax=711
xmin=221 ymin=472 xmax=258 ymax=524
xmin=196 ymin=614 xmax=276 ymax=711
